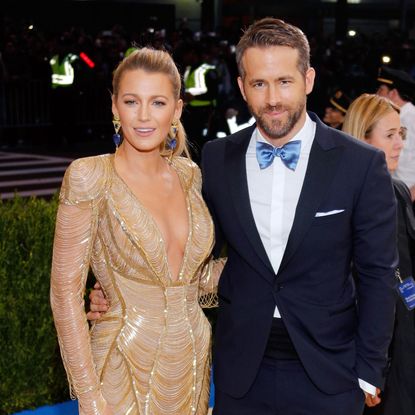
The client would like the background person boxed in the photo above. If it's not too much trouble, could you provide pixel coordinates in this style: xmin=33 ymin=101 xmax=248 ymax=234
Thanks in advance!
xmin=322 ymin=88 xmax=351 ymax=129
xmin=376 ymin=66 xmax=415 ymax=201
xmin=343 ymin=93 xmax=415 ymax=415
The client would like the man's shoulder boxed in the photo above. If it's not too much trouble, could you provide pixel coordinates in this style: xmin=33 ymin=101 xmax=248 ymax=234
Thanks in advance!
xmin=205 ymin=125 xmax=254 ymax=150
xmin=318 ymin=122 xmax=379 ymax=156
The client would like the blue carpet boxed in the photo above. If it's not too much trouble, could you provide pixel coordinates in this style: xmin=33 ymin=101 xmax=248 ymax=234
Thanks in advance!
xmin=13 ymin=400 xmax=78 ymax=414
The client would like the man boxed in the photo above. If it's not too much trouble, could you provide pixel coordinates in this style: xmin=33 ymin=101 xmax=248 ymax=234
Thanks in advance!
xmin=322 ymin=89 xmax=351 ymax=130
xmin=377 ymin=66 xmax=415 ymax=201
xmin=89 ymin=18 xmax=397 ymax=415
xmin=201 ymin=18 xmax=397 ymax=414
xmin=181 ymin=41 xmax=219 ymax=162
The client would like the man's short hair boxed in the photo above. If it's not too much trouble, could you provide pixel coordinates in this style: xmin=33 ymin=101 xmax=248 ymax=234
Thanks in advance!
xmin=236 ymin=17 xmax=310 ymax=79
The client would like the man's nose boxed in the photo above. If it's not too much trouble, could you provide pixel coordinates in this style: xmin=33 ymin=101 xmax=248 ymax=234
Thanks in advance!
xmin=267 ymin=85 xmax=280 ymax=107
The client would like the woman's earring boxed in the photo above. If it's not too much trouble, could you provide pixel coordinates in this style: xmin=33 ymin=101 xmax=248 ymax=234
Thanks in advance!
xmin=168 ymin=120 xmax=178 ymax=150
xmin=112 ymin=115 xmax=121 ymax=148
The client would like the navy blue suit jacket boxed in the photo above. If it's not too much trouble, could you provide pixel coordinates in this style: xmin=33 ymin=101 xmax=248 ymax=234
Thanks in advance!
xmin=201 ymin=112 xmax=398 ymax=398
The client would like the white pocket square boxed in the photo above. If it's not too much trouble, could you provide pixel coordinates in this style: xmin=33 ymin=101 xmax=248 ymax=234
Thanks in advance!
xmin=315 ymin=209 xmax=345 ymax=217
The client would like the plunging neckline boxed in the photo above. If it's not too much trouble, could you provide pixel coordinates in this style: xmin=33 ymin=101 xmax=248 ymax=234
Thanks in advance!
xmin=110 ymin=154 xmax=192 ymax=284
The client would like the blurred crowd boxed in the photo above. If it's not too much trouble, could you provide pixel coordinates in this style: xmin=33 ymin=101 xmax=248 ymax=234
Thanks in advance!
xmin=1 ymin=14 xmax=415 ymax=155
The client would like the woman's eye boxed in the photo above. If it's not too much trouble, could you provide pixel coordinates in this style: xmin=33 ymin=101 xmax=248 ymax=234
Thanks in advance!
xmin=153 ymin=100 xmax=166 ymax=106
xmin=124 ymin=100 xmax=136 ymax=105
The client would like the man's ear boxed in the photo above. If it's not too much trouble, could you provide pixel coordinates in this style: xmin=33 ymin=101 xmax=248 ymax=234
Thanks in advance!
xmin=305 ymin=67 xmax=316 ymax=96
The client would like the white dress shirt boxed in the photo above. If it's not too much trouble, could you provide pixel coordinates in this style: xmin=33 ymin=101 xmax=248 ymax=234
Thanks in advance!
xmin=245 ymin=114 xmax=376 ymax=396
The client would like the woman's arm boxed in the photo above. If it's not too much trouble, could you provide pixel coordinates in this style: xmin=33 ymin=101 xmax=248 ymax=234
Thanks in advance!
xmin=50 ymin=160 xmax=110 ymax=415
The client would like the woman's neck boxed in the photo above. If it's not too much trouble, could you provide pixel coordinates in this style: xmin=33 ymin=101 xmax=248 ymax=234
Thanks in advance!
xmin=115 ymin=145 xmax=167 ymax=178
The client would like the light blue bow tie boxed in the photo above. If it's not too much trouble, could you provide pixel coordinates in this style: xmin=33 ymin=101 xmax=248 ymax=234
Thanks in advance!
xmin=256 ymin=140 xmax=302 ymax=171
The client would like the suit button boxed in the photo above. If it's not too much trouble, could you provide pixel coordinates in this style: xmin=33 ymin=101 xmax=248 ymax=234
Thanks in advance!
xmin=276 ymin=284 xmax=284 ymax=292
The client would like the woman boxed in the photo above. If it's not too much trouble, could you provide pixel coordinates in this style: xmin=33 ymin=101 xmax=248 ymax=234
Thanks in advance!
xmin=50 ymin=48 xmax=223 ymax=415
xmin=343 ymin=93 xmax=415 ymax=415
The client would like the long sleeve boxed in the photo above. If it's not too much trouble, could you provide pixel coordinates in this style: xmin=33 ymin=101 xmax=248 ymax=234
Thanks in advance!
xmin=353 ymin=150 xmax=398 ymax=388
xmin=50 ymin=159 xmax=108 ymax=414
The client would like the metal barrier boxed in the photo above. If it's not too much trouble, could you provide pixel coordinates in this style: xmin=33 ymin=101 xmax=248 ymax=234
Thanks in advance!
xmin=1 ymin=80 xmax=51 ymax=127
xmin=0 ymin=80 xmax=110 ymax=129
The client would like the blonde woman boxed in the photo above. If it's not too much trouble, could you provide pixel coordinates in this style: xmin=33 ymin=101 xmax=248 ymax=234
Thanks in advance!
xmin=50 ymin=48 xmax=223 ymax=415
xmin=343 ymin=93 xmax=415 ymax=415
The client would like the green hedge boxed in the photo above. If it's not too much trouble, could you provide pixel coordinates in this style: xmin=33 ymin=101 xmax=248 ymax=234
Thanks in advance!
xmin=0 ymin=195 xmax=69 ymax=414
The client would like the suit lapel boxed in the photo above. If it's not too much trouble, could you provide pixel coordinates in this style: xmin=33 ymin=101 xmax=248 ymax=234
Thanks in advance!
xmin=226 ymin=127 xmax=275 ymax=276
xmin=279 ymin=115 xmax=344 ymax=273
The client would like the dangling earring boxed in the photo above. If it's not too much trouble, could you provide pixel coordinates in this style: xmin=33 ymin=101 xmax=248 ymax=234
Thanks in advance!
xmin=167 ymin=120 xmax=178 ymax=151
xmin=112 ymin=115 xmax=121 ymax=148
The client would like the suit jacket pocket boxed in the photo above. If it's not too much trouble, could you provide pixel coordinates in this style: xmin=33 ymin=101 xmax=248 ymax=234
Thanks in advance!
xmin=312 ymin=212 xmax=346 ymax=226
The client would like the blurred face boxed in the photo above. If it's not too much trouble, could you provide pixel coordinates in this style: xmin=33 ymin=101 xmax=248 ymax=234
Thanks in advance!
xmin=237 ymin=46 xmax=315 ymax=146
xmin=323 ymin=107 xmax=345 ymax=128
xmin=376 ymin=84 xmax=392 ymax=98
xmin=112 ymin=69 xmax=182 ymax=155
xmin=366 ymin=110 xmax=404 ymax=172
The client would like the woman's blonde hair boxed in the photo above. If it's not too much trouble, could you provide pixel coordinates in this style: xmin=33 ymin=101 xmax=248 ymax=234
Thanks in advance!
xmin=342 ymin=93 xmax=400 ymax=141
xmin=112 ymin=47 xmax=190 ymax=159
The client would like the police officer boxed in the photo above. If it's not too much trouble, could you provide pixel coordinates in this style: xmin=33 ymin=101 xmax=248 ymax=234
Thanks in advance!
xmin=181 ymin=42 xmax=219 ymax=162
xmin=323 ymin=89 xmax=351 ymax=130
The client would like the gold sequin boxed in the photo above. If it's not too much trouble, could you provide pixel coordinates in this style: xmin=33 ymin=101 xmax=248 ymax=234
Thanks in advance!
xmin=51 ymin=154 xmax=225 ymax=415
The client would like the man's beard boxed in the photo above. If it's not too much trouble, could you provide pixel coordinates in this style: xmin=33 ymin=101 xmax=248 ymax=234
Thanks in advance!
xmin=248 ymin=99 xmax=306 ymax=140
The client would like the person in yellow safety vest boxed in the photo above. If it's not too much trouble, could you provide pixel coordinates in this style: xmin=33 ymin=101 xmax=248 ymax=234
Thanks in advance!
xmin=182 ymin=44 xmax=219 ymax=163
xmin=125 ymin=46 xmax=137 ymax=58
xmin=184 ymin=62 xmax=217 ymax=107
xmin=48 ymin=36 xmax=80 ymax=146
xmin=49 ymin=53 xmax=78 ymax=88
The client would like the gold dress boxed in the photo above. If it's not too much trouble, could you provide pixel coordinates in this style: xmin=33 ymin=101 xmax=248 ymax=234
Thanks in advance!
xmin=50 ymin=154 xmax=223 ymax=415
